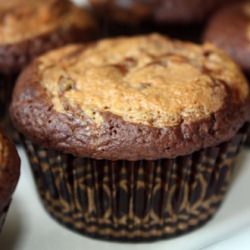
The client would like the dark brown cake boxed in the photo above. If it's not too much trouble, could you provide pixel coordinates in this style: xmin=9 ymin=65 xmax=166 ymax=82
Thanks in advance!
xmin=89 ymin=0 xmax=226 ymax=41
xmin=90 ymin=0 xmax=225 ymax=24
xmin=11 ymin=34 xmax=250 ymax=160
xmin=0 ymin=0 xmax=98 ymax=136
xmin=0 ymin=128 xmax=20 ymax=231
xmin=204 ymin=1 xmax=250 ymax=73
xmin=10 ymin=34 xmax=250 ymax=241
xmin=153 ymin=0 xmax=226 ymax=24
xmin=90 ymin=0 xmax=152 ymax=25
xmin=89 ymin=0 xmax=151 ymax=37
xmin=204 ymin=1 xmax=250 ymax=144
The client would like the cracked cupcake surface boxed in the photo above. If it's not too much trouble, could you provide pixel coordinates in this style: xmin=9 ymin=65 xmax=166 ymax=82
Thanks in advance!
xmin=11 ymin=34 xmax=250 ymax=160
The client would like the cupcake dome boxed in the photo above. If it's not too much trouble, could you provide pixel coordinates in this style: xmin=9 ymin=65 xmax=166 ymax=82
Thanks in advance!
xmin=11 ymin=34 xmax=250 ymax=160
xmin=0 ymin=128 xmax=20 ymax=229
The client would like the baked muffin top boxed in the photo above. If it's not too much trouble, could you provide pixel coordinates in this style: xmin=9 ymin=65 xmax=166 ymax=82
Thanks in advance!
xmin=11 ymin=34 xmax=250 ymax=160
xmin=0 ymin=0 xmax=95 ymax=44
xmin=0 ymin=129 xmax=20 ymax=211
xmin=204 ymin=1 xmax=250 ymax=73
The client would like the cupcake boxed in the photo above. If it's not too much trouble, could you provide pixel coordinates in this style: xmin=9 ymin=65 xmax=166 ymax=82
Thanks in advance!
xmin=90 ymin=0 xmax=225 ymax=41
xmin=153 ymin=0 xmax=226 ymax=24
xmin=10 ymin=34 xmax=250 ymax=241
xmin=0 ymin=0 xmax=97 ymax=130
xmin=90 ymin=0 xmax=224 ymax=24
xmin=204 ymin=1 xmax=250 ymax=143
xmin=0 ymin=128 xmax=20 ymax=231
xmin=149 ymin=0 xmax=213 ymax=42
xmin=204 ymin=1 xmax=250 ymax=74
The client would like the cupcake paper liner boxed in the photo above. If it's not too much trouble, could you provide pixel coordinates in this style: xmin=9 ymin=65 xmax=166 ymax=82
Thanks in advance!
xmin=22 ymin=124 xmax=248 ymax=242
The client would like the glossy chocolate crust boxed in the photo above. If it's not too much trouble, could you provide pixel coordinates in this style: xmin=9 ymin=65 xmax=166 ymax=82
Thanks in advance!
xmin=0 ymin=25 xmax=97 ymax=75
xmin=204 ymin=2 xmax=250 ymax=73
xmin=10 ymin=60 xmax=250 ymax=161
xmin=0 ymin=129 xmax=20 ymax=211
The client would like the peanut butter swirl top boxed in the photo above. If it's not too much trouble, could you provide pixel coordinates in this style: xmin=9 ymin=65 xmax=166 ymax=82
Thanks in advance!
xmin=0 ymin=0 xmax=95 ymax=44
xmin=38 ymin=34 xmax=248 ymax=128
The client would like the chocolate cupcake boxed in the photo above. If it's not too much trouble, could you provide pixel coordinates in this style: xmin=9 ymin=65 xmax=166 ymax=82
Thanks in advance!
xmin=154 ymin=0 xmax=226 ymax=24
xmin=10 ymin=34 xmax=250 ymax=241
xmin=204 ymin=1 xmax=250 ymax=143
xmin=0 ymin=128 xmax=20 ymax=231
xmin=91 ymin=0 xmax=225 ymax=24
xmin=90 ymin=0 xmax=224 ymax=40
xmin=204 ymin=1 xmax=250 ymax=74
xmin=153 ymin=0 xmax=229 ymax=42
xmin=0 ymin=0 xmax=97 ymax=133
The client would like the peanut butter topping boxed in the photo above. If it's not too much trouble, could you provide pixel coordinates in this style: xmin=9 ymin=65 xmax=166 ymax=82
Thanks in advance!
xmin=38 ymin=34 xmax=248 ymax=128
xmin=0 ymin=0 xmax=96 ymax=44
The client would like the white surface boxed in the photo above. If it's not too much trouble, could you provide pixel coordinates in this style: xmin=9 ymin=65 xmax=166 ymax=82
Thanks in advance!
xmin=204 ymin=227 xmax=250 ymax=250
xmin=0 ymin=148 xmax=249 ymax=250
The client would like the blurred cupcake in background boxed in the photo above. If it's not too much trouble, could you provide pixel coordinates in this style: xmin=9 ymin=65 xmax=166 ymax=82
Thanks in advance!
xmin=0 ymin=128 xmax=20 ymax=231
xmin=89 ymin=0 xmax=226 ymax=41
xmin=0 ymin=0 xmax=98 ymax=136
xmin=154 ymin=0 xmax=224 ymax=23
xmin=152 ymin=0 xmax=228 ymax=41
xmin=204 ymin=1 xmax=250 ymax=144
xmin=204 ymin=1 xmax=250 ymax=75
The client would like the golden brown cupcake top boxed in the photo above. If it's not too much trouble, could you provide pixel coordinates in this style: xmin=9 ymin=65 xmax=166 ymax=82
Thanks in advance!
xmin=11 ymin=34 xmax=250 ymax=160
xmin=38 ymin=34 xmax=248 ymax=128
xmin=0 ymin=0 xmax=96 ymax=44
